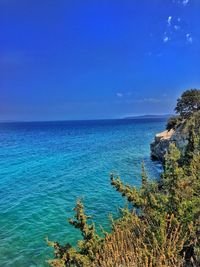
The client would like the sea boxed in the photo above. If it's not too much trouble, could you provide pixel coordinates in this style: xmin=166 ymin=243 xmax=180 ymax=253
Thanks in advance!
xmin=0 ymin=118 xmax=166 ymax=266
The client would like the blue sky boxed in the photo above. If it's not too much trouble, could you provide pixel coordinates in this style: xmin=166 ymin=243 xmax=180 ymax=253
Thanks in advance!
xmin=0 ymin=0 xmax=200 ymax=121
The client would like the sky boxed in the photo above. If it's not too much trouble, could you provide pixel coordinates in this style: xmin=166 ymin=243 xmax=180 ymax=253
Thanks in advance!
xmin=0 ymin=0 xmax=200 ymax=121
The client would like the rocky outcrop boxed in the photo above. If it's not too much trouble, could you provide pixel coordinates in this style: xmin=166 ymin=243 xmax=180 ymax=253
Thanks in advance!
xmin=150 ymin=129 xmax=174 ymax=162
xmin=151 ymin=124 xmax=189 ymax=162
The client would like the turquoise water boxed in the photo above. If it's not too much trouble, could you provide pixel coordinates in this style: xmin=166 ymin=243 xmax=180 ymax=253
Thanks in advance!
xmin=0 ymin=119 xmax=165 ymax=266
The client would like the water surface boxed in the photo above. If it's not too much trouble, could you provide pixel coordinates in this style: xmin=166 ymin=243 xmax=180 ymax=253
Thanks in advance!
xmin=0 ymin=119 xmax=165 ymax=266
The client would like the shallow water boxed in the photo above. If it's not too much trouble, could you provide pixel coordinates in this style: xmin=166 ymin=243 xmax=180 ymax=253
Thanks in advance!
xmin=0 ymin=119 xmax=165 ymax=266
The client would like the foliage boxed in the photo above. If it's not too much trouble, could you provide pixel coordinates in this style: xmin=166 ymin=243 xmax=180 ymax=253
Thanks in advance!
xmin=47 ymin=200 xmax=102 ymax=267
xmin=47 ymin=91 xmax=200 ymax=267
xmin=175 ymin=89 xmax=200 ymax=118
xmin=95 ymin=213 xmax=190 ymax=267
xmin=166 ymin=115 xmax=182 ymax=131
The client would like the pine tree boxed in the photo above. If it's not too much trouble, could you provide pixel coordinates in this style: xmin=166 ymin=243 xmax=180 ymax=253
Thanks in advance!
xmin=141 ymin=162 xmax=148 ymax=190
xmin=162 ymin=143 xmax=184 ymax=214
xmin=47 ymin=200 xmax=101 ymax=267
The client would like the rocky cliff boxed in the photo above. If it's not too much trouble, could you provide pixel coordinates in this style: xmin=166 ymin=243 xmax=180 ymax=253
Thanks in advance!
xmin=150 ymin=123 xmax=189 ymax=162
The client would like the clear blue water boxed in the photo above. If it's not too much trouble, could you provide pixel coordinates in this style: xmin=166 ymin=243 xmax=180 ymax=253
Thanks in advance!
xmin=0 ymin=119 xmax=165 ymax=266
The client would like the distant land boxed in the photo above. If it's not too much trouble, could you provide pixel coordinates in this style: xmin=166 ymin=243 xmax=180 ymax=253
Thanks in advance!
xmin=0 ymin=114 xmax=173 ymax=123
xmin=123 ymin=114 xmax=173 ymax=120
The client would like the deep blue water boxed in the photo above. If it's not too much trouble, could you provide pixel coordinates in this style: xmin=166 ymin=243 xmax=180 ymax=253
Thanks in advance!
xmin=0 ymin=119 xmax=165 ymax=266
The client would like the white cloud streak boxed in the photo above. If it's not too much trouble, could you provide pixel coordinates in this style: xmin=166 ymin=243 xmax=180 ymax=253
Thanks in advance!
xmin=167 ymin=16 xmax=172 ymax=26
xmin=182 ymin=0 xmax=189 ymax=6
xmin=186 ymin=33 xmax=193 ymax=44
xmin=174 ymin=25 xmax=180 ymax=30
xmin=116 ymin=92 xmax=123 ymax=97
xmin=163 ymin=36 xmax=169 ymax=43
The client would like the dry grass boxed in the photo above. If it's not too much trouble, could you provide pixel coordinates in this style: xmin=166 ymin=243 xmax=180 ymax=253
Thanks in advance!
xmin=94 ymin=214 xmax=190 ymax=267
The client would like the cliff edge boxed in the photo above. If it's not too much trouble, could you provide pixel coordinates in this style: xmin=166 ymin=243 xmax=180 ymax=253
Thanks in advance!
xmin=151 ymin=108 xmax=200 ymax=162
xmin=151 ymin=89 xmax=200 ymax=162
xmin=150 ymin=123 xmax=189 ymax=162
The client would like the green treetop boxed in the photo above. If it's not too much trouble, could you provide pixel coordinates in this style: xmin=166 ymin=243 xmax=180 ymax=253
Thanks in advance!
xmin=175 ymin=89 xmax=200 ymax=118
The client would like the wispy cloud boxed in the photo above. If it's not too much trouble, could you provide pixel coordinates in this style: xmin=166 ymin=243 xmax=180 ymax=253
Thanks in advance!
xmin=125 ymin=98 xmax=165 ymax=104
xmin=186 ymin=33 xmax=193 ymax=44
xmin=141 ymin=98 xmax=162 ymax=104
xmin=163 ymin=35 xmax=169 ymax=43
xmin=174 ymin=25 xmax=180 ymax=31
xmin=167 ymin=16 xmax=172 ymax=26
xmin=182 ymin=0 xmax=189 ymax=6
xmin=116 ymin=91 xmax=134 ymax=98
xmin=116 ymin=92 xmax=123 ymax=97
xmin=172 ymin=0 xmax=190 ymax=6
xmin=162 ymin=4 xmax=193 ymax=46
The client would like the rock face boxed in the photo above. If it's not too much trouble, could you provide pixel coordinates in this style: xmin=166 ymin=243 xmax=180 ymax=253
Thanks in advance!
xmin=150 ymin=129 xmax=174 ymax=162
xmin=150 ymin=125 xmax=189 ymax=162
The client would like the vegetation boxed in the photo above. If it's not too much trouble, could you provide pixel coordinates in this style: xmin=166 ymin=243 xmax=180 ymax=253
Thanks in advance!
xmin=166 ymin=115 xmax=182 ymax=131
xmin=47 ymin=89 xmax=200 ymax=266
xmin=175 ymin=89 xmax=200 ymax=118
xmin=166 ymin=89 xmax=200 ymax=131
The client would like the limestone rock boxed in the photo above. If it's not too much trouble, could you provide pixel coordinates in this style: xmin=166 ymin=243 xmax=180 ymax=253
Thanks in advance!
xmin=150 ymin=125 xmax=189 ymax=162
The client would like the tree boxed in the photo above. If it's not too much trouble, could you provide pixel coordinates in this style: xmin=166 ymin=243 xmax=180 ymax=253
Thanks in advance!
xmin=175 ymin=89 xmax=200 ymax=118
xmin=47 ymin=200 xmax=101 ymax=267
xmin=166 ymin=116 xmax=182 ymax=131
xmin=141 ymin=162 xmax=148 ymax=189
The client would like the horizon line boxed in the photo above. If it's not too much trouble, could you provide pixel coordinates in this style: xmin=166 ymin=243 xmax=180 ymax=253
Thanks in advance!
xmin=0 ymin=114 xmax=173 ymax=124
